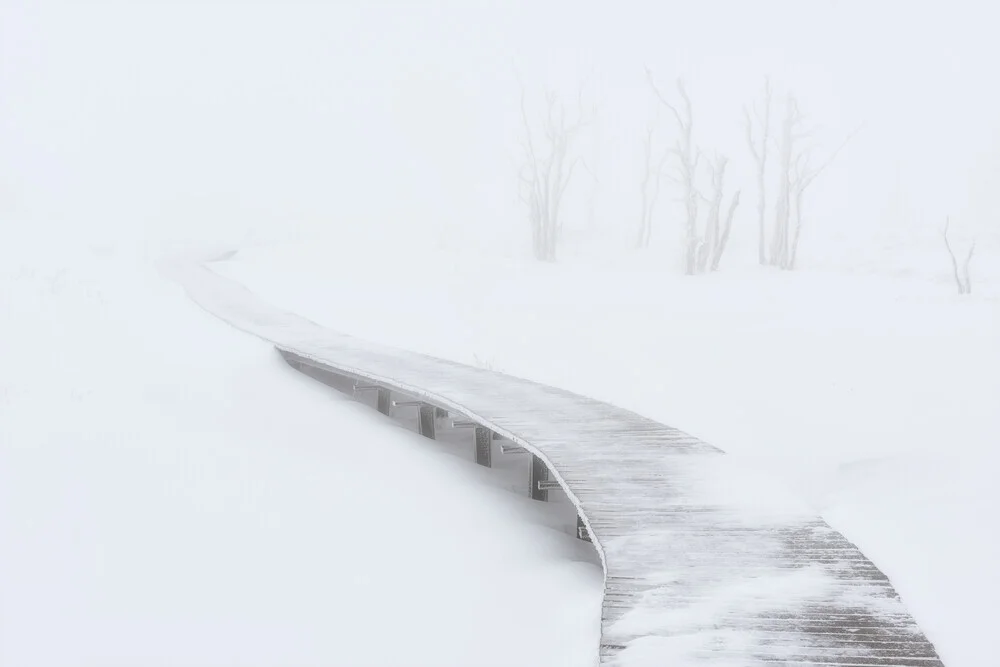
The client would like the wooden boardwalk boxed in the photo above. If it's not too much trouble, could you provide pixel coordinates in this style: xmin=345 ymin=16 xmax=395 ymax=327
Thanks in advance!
xmin=175 ymin=263 xmax=943 ymax=667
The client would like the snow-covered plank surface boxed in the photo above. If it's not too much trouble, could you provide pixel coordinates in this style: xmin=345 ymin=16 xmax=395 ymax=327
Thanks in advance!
xmin=173 ymin=262 xmax=943 ymax=667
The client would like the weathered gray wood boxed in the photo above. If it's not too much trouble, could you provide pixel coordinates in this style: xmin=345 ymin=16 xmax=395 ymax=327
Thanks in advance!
xmin=530 ymin=454 xmax=549 ymax=502
xmin=376 ymin=387 xmax=391 ymax=415
xmin=474 ymin=426 xmax=492 ymax=467
xmin=175 ymin=264 xmax=945 ymax=667
xmin=418 ymin=404 xmax=436 ymax=439
xmin=577 ymin=514 xmax=591 ymax=542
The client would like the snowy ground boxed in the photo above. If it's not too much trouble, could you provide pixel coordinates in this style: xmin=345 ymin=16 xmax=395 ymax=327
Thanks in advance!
xmin=2 ymin=228 xmax=995 ymax=667
xmin=218 ymin=227 xmax=1000 ymax=667
xmin=0 ymin=237 xmax=602 ymax=667
xmin=4 ymin=2 xmax=998 ymax=665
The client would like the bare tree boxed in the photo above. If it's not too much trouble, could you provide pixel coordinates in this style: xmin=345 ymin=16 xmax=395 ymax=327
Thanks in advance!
xmin=518 ymin=86 xmax=587 ymax=262
xmin=745 ymin=78 xmax=772 ymax=265
xmin=646 ymin=72 xmax=701 ymax=273
xmin=586 ymin=108 xmax=602 ymax=232
xmin=637 ymin=121 xmax=669 ymax=248
xmin=942 ymin=217 xmax=976 ymax=294
xmin=762 ymin=92 xmax=858 ymax=270
xmin=769 ymin=97 xmax=799 ymax=269
xmin=697 ymin=156 xmax=741 ymax=272
xmin=646 ymin=70 xmax=740 ymax=273
xmin=787 ymin=126 xmax=859 ymax=270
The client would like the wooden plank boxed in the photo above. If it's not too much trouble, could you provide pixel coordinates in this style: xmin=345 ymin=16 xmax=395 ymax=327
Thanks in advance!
xmin=175 ymin=263 xmax=946 ymax=667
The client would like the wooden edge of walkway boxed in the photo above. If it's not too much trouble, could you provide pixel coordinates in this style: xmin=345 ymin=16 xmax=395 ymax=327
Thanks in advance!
xmin=279 ymin=347 xmax=610 ymax=576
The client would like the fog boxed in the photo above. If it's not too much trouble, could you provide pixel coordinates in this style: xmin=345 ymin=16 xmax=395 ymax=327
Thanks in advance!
xmin=3 ymin=4 xmax=998 ymax=665
xmin=2 ymin=0 xmax=998 ymax=259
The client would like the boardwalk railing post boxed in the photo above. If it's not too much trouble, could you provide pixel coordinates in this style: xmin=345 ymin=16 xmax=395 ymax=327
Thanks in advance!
xmin=474 ymin=426 xmax=492 ymax=467
xmin=577 ymin=514 xmax=591 ymax=542
xmin=530 ymin=454 xmax=548 ymax=501
xmin=376 ymin=387 xmax=391 ymax=415
xmin=418 ymin=405 xmax=436 ymax=439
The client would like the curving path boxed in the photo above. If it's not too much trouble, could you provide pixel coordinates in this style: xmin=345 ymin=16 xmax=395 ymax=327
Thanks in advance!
xmin=173 ymin=261 xmax=943 ymax=667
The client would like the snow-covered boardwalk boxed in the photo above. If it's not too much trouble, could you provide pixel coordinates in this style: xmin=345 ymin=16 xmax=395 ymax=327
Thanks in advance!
xmin=175 ymin=263 xmax=943 ymax=667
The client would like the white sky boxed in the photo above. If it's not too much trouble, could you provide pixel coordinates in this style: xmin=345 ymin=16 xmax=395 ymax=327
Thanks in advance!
xmin=2 ymin=0 xmax=998 ymax=252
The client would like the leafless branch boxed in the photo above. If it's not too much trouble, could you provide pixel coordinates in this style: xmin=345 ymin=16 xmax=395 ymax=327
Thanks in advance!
xmin=746 ymin=78 xmax=772 ymax=265
xmin=798 ymin=123 xmax=863 ymax=191
xmin=518 ymin=81 xmax=590 ymax=261
xmin=644 ymin=67 xmax=685 ymax=130
xmin=942 ymin=216 xmax=976 ymax=294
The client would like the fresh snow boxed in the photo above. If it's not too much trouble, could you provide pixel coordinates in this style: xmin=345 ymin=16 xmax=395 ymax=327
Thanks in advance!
xmin=219 ymin=230 xmax=999 ymax=667
xmin=0 ymin=239 xmax=602 ymax=667
xmin=3 ymin=1 xmax=998 ymax=665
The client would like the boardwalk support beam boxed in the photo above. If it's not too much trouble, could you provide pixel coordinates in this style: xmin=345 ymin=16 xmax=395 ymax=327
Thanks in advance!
xmin=530 ymin=455 xmax=549 ymax=501
xmin=577 ymin=514 xmax=591 ymax=542
xmin=474 ymin=426 xmax=492 ymax=467
xmin=418 ymin=405 xmax=436 ymax=439
xmin=376 ymin=388 xmax=391 ymax=415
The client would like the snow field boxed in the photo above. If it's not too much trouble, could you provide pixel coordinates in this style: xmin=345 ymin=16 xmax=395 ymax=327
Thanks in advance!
xmin=0 ymin=241 xmax=603 ymax=667
xmin=220 ymin=232 xmax=999 ymax=667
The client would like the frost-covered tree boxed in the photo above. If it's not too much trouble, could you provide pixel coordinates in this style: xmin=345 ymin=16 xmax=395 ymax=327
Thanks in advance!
xmin=697 ymin=155 xmax=741 ymax=272
xmin=637 ymin=121 xmax=669 ymax=248
xmin=745 ymin=78 xmax=772 ymax=265
xmin=747 ymin=84 xmax=857 ymax=270
xmin=646 ymin=70 xmax=740 ymax=274
xmin=518 ymin=87 xmax=588 ymax=262
xmin=942 ymin=217 xmax=976 ymax=294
